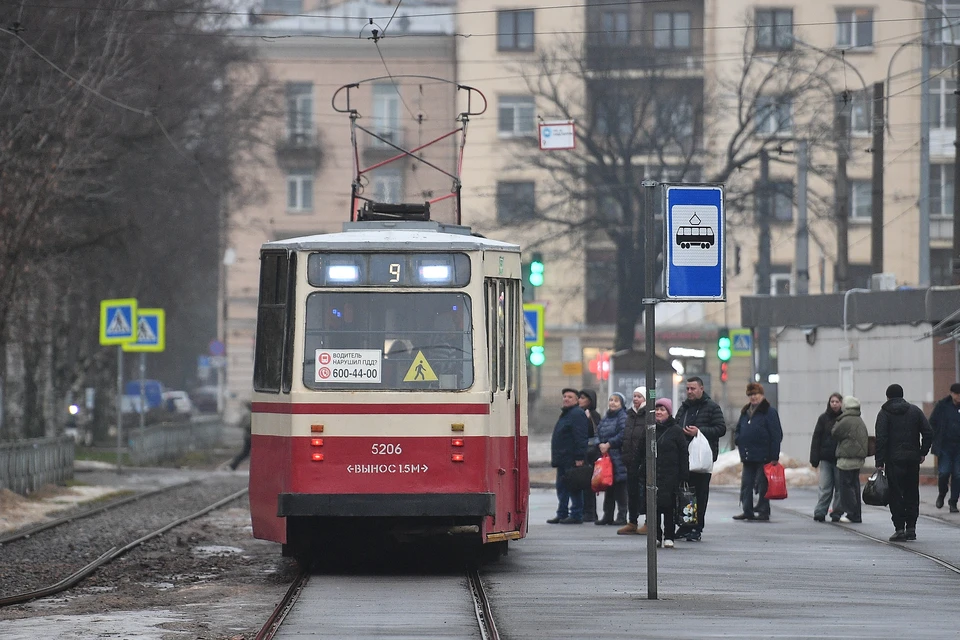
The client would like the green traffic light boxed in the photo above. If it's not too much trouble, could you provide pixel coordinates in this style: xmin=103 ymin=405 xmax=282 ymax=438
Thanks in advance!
xmin=717 ymin=330 xmax=731 ymax=362
xmin=530 ymin=346 xmax=545 ymax=366
xmin=529 ymin=261 xmax=544 ymax=287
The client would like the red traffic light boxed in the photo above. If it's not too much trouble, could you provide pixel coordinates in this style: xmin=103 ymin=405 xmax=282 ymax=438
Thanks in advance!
xmin=720 ymin=361 xmax=729 ymax=383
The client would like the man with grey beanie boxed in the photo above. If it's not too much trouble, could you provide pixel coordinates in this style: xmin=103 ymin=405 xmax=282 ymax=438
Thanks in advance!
xmin=875 ymin=384 xmax=933 ymax=541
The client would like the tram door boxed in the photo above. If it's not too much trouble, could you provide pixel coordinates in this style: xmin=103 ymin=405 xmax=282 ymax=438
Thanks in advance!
xmin=485 ymin=278 xmax=521 ymax=524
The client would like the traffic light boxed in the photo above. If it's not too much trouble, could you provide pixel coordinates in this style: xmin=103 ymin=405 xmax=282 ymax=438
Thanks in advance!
xmin=717 ymin=327 xmax=732 ymax=362
xmin=720 ymin=361 xmax=729 ymax=383
xmin=528 ymin=252 xmax=544 ymax=287
xmin=529 ymin=345 xmax=545 ymax=366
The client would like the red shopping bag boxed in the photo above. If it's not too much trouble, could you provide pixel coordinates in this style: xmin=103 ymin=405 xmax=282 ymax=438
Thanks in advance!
xmin=591 ymin=453 xmax=614 ymax=492
xmin=763 ymin=461 xmax=788 ymax=500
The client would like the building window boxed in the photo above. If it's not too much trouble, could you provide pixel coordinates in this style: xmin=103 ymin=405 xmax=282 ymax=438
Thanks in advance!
xmin=756 ymin=95 xmax=792 ymax=135
xmin=770 ymin=273 xmax=792 ymax=296
xmin=931 ymin=164 xmax=955 ymax=217
xmin=371 ymin=168 xmax=403 ymax=204
xmin=929 ymin=78 xmax=958 ymax=129
xmin=848 ymin=90 xmax=873 ymax=135
xmin=264 ymin=0 xmax=302 ymax=15
xmin=836 ymin=9 xmax=873 ymax=48
xmin=600 ymin=10 xmax=629 ymax=44
xmin=756 ymin=9 xmax=793 ymax=50
xmin=595 ymin=99 xmax=634 ymax=138
xmin=372 ymin=84 xmax=401 ymax=147
xmin=498 ymin=96 xmax=536 ymax=137
xmin=497 ymin=10 xmax=534 ymax=51
xmin=586 ymin=249 xmax=617 ymax=324
xmin=849 ymin=180 xmax=872 ymax=220
xmin=653 ymin=12 xmax=691 ymax=49
xmin=286 ymin=173 xmax=313 ymax=212
xmin=496 ymin=181 xmax=535 ymax=223
xmin=758 ymin=181 xmax=793 ymax=222
xmin=931 ymin=248 xmax=953 ymax=286
xmin=657 ymin=96 xmax=695 ymax=144
xmin=285 ymin=82 xmax=313 ymax=143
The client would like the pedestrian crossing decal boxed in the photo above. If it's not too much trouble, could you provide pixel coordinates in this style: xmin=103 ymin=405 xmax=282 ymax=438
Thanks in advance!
xmin=123 ymin=308 xmax=166 ymax=353
xmin=107 ymin=309 xmax=132 ymax=336
xmin=99 ymin=298 xmax=137 ymax=346
xmin=524 ymin=315 xmax=536 ymax=341
xmin=403 ymin=351 xmax=438 ymax=382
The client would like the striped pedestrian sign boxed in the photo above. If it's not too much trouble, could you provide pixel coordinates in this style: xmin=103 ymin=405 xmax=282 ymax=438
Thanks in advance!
xmin=99 ymin=299 xmax=138 ymax=345
xmin=123 ymin=308 xmax=166 ymax=353
xmin=523 ymin=303 xmax=544 ymax=348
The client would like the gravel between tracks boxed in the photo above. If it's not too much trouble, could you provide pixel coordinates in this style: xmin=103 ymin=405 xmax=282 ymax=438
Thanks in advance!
xmin=0 ymin=475 xmax=298 ymax=640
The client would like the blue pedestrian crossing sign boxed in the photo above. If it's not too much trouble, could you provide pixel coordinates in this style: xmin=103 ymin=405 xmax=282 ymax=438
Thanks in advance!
xmin=123 ymin=308 xmax=166 ymax=353
xmin=664 ymin=184 xmax=725 ymax=301
xmin=730 ymin=328 xmax=752 ymax=357
xmin=523 ymin=303 xmax=544 ymax=348
xmin=99 ymin=298 xmax=138 ymax=346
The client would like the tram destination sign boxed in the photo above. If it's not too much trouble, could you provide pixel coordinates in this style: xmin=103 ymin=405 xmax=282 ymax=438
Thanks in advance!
xmin=307 ymin=253 xmax=470 ymax=287
xmin=315 ymin=349 xmax=382 ymax=384
xmin=663 ymin=184 xmax=725 ymax=301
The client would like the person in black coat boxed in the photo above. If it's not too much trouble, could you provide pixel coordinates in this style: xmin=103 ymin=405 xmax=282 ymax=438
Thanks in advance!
xmin=618 ymin=387 xmax=647 ymax=535
xmin=578 ymin=389 xmax=602 ymax=521
xmin=548 ymin=388 xmax=590 ymax=524
xmin=809 ymin=392 xmax=843 ymax=521
xmin=733 ymin=382 xmax=782 ymax=521
xmin=596 ymin=393 xmax=628 ymax=526
xmin=875 ymin=384 xmax=933 ymax=541
xmin=928 ymin=382 xmax=960 ymax=512
xmin=674 ymin=376 xmax=727 ymax=541
xmin=641 ymin=398 xmax=688 ymax=547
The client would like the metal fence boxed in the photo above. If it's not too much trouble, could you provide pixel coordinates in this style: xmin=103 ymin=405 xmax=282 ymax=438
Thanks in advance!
xmin=127 ymin=417 xmax=223 ymax=466
xmin=0 ymin=436 xmax=75 ymax=495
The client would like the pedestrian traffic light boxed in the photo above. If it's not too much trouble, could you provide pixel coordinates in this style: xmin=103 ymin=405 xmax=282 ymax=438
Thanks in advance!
xmin=529 ymin=345 xmax=545 ymax=366
xmin=717 ymin=327 xmax=732 ymax=362
xmin=528 ymin=252 xmax=544 ymax=287
xmin=720 ymin=361 xmax=729 ymax=383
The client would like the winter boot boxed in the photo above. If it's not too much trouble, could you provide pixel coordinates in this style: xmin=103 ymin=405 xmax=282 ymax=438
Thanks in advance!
xmin=617 ymin=522 xmax=638 ymax=535
xmin=905 ymin=527 xmax=917 ymax=541
xmin=936 ymin=475 xmax=948 ymax=509
xmin=889 ymin=529 xmax=907 ymax=542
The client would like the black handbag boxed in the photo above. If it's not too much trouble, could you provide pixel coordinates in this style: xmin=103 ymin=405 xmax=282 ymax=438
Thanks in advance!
xmin=563 ymin=464 xmax=594 ymax=492
xmin=675 ymin=482 xmax=699 ymax=526
xmin=862 ymin=469 xmax=889 ymax=506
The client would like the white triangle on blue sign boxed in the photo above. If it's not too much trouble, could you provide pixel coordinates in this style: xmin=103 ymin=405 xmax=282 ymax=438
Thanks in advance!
xmin=107 ymin=309 xmax=131 ymax=336
xmin=137 ymin=317 xmax=157 ymax=342
xmin=524 ymin=314 xmax=536 ymax=340
xmin=734 ymin=334 xmax=750 ymax=350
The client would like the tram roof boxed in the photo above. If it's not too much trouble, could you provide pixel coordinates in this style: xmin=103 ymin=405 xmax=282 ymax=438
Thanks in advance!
xmin=262 ymin=221 xmax=521 ymax=253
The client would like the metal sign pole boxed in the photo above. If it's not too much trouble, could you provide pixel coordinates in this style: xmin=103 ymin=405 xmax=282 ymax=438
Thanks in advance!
xmin=139 ymin=352 xmax=147 ymax=436
xmin=642 ymin=179 xmax=659 ymax=599
xmin=116 ymin=346 xmax=123 ymax=472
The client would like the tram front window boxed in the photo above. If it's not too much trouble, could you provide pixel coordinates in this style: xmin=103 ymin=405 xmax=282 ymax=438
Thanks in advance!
xmin=303 ymin=292 xmax=473 ymax=390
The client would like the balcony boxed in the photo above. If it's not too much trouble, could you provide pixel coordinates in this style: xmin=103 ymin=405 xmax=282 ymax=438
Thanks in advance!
xmin=585 ymin=45 xmax=703 ymax=73
xmin=275 ymin=130 xmax=323 ymax=172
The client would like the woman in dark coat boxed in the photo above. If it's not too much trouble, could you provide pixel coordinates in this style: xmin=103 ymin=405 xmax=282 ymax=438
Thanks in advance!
xmin=596 ymin=392 xmax=628 ymax=525
xmin=578 ymin=389 xmax=602 ymax=522
xmin=809 ymin=392 xmax=843 ymax=522
xmin=641 ymin=398 xmax=688 ymax=547
xmin=733 ymin=382 xmax=783 ymax=521
xmin=618 ymin=387 xmax=647 ymax=534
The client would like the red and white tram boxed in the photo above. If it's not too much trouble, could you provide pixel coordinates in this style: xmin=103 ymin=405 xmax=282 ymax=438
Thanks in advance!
xmin=248 ymin=216 xmax=529 ymax=558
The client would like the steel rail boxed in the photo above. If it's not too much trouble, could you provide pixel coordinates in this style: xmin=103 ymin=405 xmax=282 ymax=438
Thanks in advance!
xmin=0 ymin=487 xmax=248 ymax=607
xmin=254 ymin=567 xmax=310 ymax=640
xmin=468 ymin=567 xmax=500 ymax=640
xmin=0 ymin=480 xmax=199 ymax=546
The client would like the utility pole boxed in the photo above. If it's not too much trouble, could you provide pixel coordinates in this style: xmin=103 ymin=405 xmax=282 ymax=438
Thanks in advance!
xmin=920 ymin=5 xmax=932 ymax=286
xmin=641 ymin=179 xmax=658 ymax=600
xmin=796 ymin=140 xmax=809 ymax=295
xmin=953 ymin=47 xmax=960 ymax=285
xmin=757 ymin=150 xmax=771 ymax=382
xmin=836 ymin=95 xmax=850 ymax=292
xmin=871 ymin=82 xmax=885 ymax=276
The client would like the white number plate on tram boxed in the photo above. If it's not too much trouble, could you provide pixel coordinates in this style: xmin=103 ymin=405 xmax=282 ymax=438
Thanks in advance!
xmin=315 ymin=349 xmax=382 ymax=383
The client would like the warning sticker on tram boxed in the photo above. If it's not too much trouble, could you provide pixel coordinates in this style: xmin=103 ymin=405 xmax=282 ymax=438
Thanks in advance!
xmin=403 ymin=351 xmax=438 ymax=382
xmin=315 ymin=349 xmax=382 ymax=383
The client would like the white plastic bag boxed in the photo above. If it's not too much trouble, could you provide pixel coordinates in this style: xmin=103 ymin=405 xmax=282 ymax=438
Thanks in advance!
xmin=688 ymin=432 xmax=714 ymax=473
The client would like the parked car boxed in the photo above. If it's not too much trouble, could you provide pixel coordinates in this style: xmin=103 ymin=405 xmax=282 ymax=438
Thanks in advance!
xmin=162 ymin=391 xmax=195 ymax=416
xmin=190 ymin=386 xmax=219 ymax=413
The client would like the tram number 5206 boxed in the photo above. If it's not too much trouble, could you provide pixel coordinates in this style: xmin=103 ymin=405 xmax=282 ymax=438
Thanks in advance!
xmin=372 ymin=443 xmax=402 ymax=455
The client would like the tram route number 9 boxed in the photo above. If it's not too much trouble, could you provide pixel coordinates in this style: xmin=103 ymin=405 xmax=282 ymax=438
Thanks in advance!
xmin=372 ymin=443 xmax=402 ymax=455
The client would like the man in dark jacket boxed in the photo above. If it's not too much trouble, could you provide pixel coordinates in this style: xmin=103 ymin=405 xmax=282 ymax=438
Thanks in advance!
xmin=674 ymin=376 xmax=727 ymax=540
xmin=928 ymin=382 xmax=960 ymax=512
xmin=733 ymin=382 xmax=782 ymax=521
xmin=547 ymin=388 xmax=590 ymax=524
xmin=875 ymin=383 xmax=933 ymax=541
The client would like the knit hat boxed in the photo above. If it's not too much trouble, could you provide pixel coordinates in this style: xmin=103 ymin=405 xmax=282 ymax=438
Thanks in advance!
xmin=633 ymin=386 xmax=647 ymax=398
xmin=885 ymin=384 xmax=904 ymax=399
xmin=610 ymin=392 xmax=626 ymax=408
xmin=842 ymin=395 xmax=860 ymax=411
xmin=950 ymin=383 xmax=960 ymax=394
xmin=655 ymin=398 xmax=673 ymax=415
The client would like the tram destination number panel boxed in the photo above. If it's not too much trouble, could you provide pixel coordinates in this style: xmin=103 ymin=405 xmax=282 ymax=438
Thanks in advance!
xmin=308 ymin=253 xmax=471 ymax=287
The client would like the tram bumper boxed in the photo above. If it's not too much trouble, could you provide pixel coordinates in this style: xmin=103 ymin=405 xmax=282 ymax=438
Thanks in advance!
xmin=277 ymin=493 xmax=496 ymax=518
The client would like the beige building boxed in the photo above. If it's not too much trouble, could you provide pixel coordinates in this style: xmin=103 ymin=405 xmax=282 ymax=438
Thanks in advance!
xmin=225 ymin=0 xmax=955 ymax=427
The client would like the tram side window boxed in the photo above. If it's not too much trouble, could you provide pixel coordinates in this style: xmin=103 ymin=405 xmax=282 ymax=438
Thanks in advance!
xmin=486 ymin=278 xmax=517 ymax=394
xmin=254 ymin=251 xmax=294 ymax=393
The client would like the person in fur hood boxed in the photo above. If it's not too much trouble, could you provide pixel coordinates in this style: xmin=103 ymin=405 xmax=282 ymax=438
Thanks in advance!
xmin=733 ymin=382 xmax=783 ymax=521
xmin=831 ymin=396 xmax=869 ymax=523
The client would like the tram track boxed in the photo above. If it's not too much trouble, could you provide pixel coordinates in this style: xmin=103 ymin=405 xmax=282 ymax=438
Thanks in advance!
xmin=0 ymin=487 xmax=248 ymax=607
